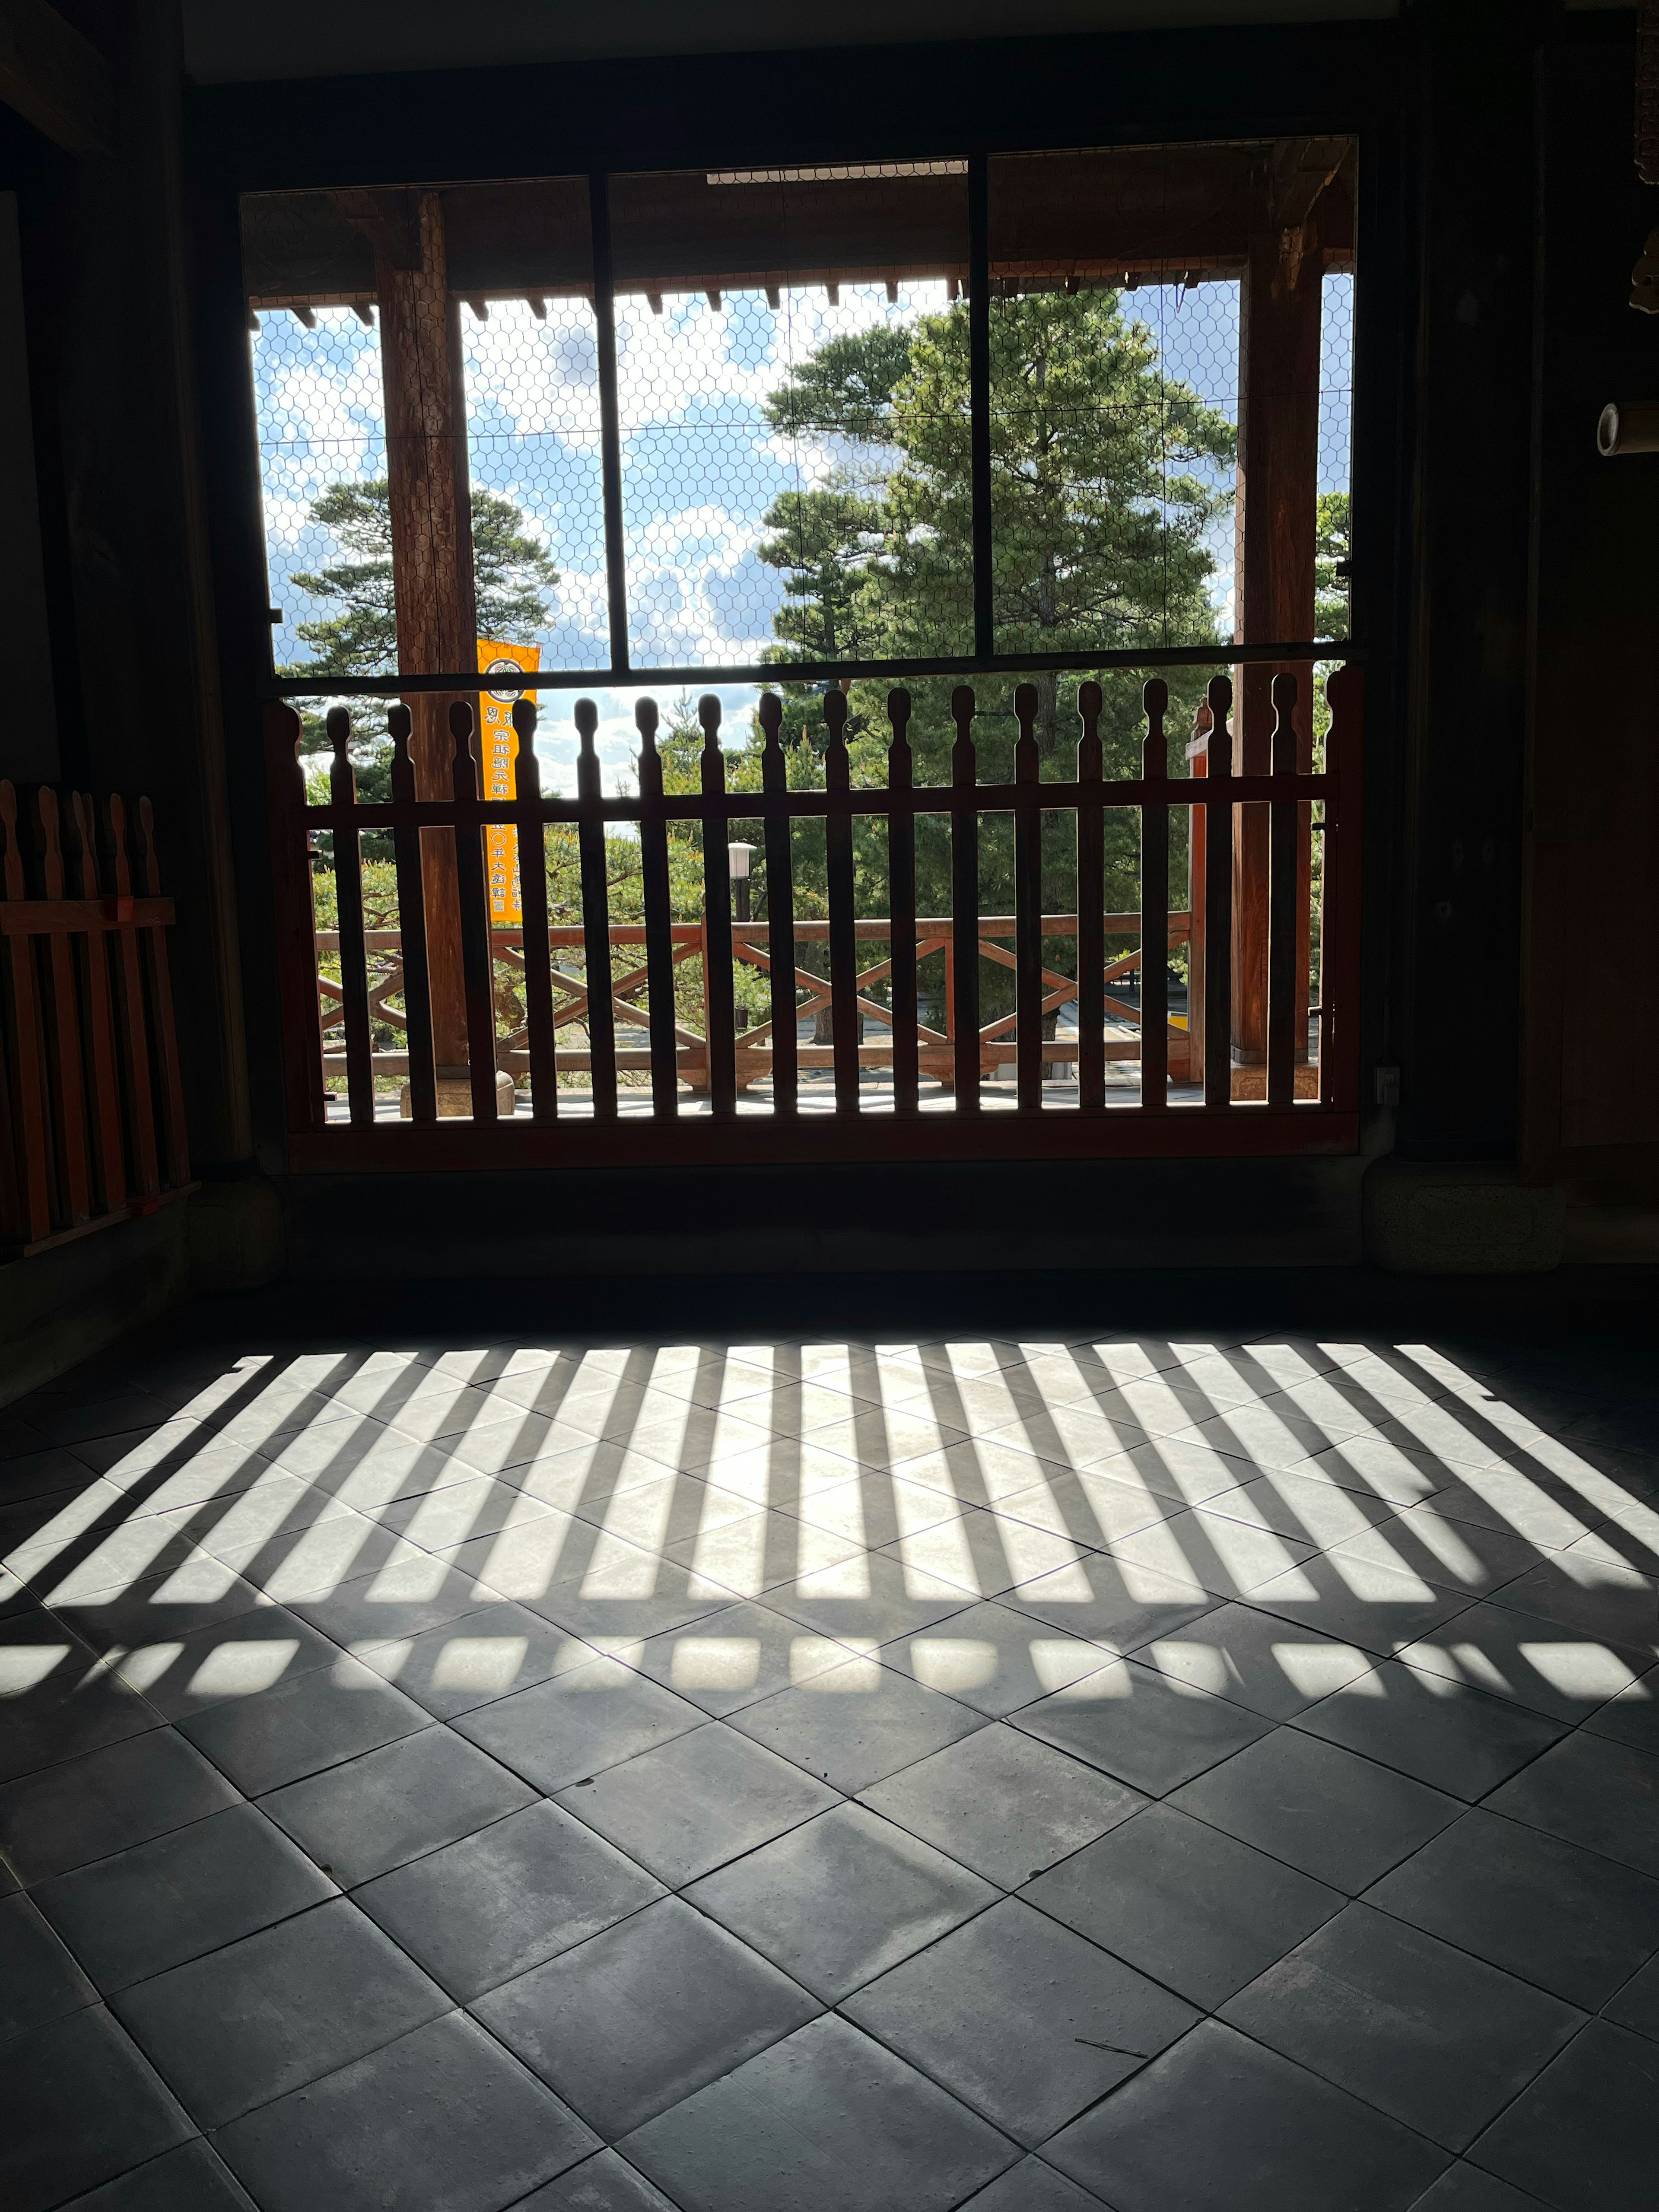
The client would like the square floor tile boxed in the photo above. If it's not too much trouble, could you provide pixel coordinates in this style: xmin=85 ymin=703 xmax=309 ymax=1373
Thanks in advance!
xmin=953 ymin=2158 xmax=1110 ymax=2212
xmin=1170 ymin=1729 xmax=1461 ymax=1892
xmin=1489 ymin=1557 xmax=1659 ymax=1646
xmin=33 ymin=1802 xmax=334 ymax=1991
xmin=117 ymin=1606 xmax=345 ymax=1723
xmin=212 ymin=2010 xmax=598 ymax=2212
xmin=877 ymin=1599 xmax=1125 ymax=1717
xmin=1045 ymin=2018 xmax=1447 ymax=2212
xmin=1483 ymin=1732 xmax=1659 ymax=1878
xmin=286 ymin=1558 xmax=502 ymax=1655
xmin=739 ymin=1544 xmax=979 ymax=1646
xmin=1001 ymin=1553 xmax=1218 ymax=1653
xmin=511 ymin=2150 xmax=681 ymax=2209
xmin=1468 ymin=2019 xmax=1659 ymax=2212
xmin=1026 ymin=1802 xmax=1344 ymax=2007
xmin=1014 ymin=1657 xmax=1270 ymax=1796
xmin=351 ymin=1599 xmax=600 ymax=1718
xmin=453 ymin=1654 xmax=704 ymax=1792
xmin=476 ymin=1894 xmax=819 ymax=2136
xmin=727 ymin=1653 xmax=986 ymax=1792
xmin=1405 ymin=2165 xmax=1550 ymax=2211
xmin=555 ymin=1721 xmax=836 ymax=1885
xmin=7 ymin=2005 xmax=193 ymax=2212
xmin=1132 ymin=1602 xmax=1376 ymax=1719
xmin=177 ymin=1654 xmax=431 ymax=1794
xmin=685 ymin=1802 xmax=996 ymax=2001
xmin=1109 ymin=1506 xmax=1318 ymax=1602
xmin=845 ymin=1897 xmax=1197 ymax=2145
xmin=54 ymin=2139 xmax=257 ymax=2210
xmin=259 ymin=1724 xmax=537 ymax=1887
xmin=1366 ymin=1808 xmax=1659 ymax=2009
xmin=1324 ymin=1510 xmax=1544 ymax=1604
xmin=859 ymin=1723 xmax=1144 ymax=1889
xmin=877 ymin=1510 xmax=1096 ymax=1604
xmin=1604 ymin=1950 xmax=1659 ymax=2040
xmin=618 ymin=2013 xmax=1015 ymax=2212
xmin=1220 ymin=1902 xmax=1583 ymax=2150
xmin=1243 ymin=1551 xmax=1474 ymax=1658
xmin=1189 ymin=1463 xmax=1406 ymax=1546
xmin=0 ymin=1727 xmax=237 ymax=1882
xmin=1394 ymin=1603 xmax=1654 ymax=1723
xmin=1584 ymin=1667 xmax=1659 ymax=1757
xmin=111 ymin=1897 xmax=447 ymax=2126
xmin=0 ymin=1624 xmax=159 ymax=1785
xmin=623 ymin=1597 xmax=852 ymax=1716
xmin=1294 ymin=1660 xmax=1567 ymax=1799
xmin=0 ymin=1888 xmax=97 ymax=2034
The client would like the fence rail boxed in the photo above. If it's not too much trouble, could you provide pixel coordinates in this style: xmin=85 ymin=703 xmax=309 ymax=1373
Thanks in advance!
xmin=0 ymin=782 xmax=194 ymax=1252
xmin=266 ymin=670 xmax=1363 ymax=1168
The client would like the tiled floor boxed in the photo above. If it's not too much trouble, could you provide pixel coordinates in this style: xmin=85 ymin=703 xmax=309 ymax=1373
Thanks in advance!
xmin=3 ymin=1310 xmax=1659 ymax=2210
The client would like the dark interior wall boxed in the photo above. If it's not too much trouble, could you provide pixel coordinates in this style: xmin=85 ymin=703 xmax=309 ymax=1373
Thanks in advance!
xmin=1522 ymin=16 xmax=1659 ymax=1185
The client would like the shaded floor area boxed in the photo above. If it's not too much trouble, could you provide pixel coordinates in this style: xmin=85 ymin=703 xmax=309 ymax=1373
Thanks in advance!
xmin=3 ymin=1273 xmax=1658 ymax=2211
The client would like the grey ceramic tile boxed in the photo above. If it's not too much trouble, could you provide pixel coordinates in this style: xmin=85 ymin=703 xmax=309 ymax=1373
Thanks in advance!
xmin=749 ymin=1544 xmax=981 ymax=1646
xmin=286 ymin=1560 xmax=502 ymax=1655
xmin=859 ymin=1722 xmax=1144 ymax=1889
xmin=476 ymin=1894 xmax=819 ymax=2136
xmin=621 ymin=1596 xmax=854 ymax=1716
xmin=844 ymin=1897 xmax=1197 ymax=2145
xmin=116 ymin=1605 xmax=346 ymax=1722
xmin=1488 ymin=1557 xmax=1659 ymax=1646
xmin=555 ymin=1720 xmax=837 ymax=1885
xmin=1131 ymin=1601 xmax=1376 ymax=1719
xmin=56 ymin=2142 xmax=256 ymax=2210
xmin=0 ymin=1727 xmax=237 ymax=1882
xmin=0 ymin=1887 xmax=98 ymax=2034
xmin=32 ymin=1802 xmax=334 ymax=1992
xmin=685 ymin=1802 xmax=997 ymax=2002
xmin=1243 ymin=1551 xmax=1474 ymax=1659
xmin=1584 ymin=1666 xmax=1659 ymax=1757
xmin=1170 ymin=1729 xmax=1462 ymax=1892
xmin=618 ymin=2013 xmax=1016 ymax=2212
xmin=1603 ymin=1950 xmax=1659 ymax=2041
xmin=1045 ymin=2018 xmax=1448 ymax=2212
xmin=177 ymin=1654 xmax=432 ymax=1794
xmin=1467 ymin=2019 xmax=1659 ymax=2212
xmin=727 ymin=1653 xmax=987 ymax=1792
xmin=1001 ymin=1553 xmax=1218 ymax=1651
xmin=1293 ymin=1660 xmax=1566 ymax=1799
xmin=355 ymin=1798 xmax=662 ymax=1999
xmin=111 ymin=1897 xmax=448 ymax=2126
xmin=1394 ymin=1602 xmax=1655 ymax=1723
xmin=953 ymin=2159 xmax=1110 ymax=2212
xmin=452 ymin=1653 xmax=704 ymax=1792
xmin=258 ymin=1723 xmax=537 ymax=1886
xmin=1027 ymin=1802 xmax=1344 ymax=2008
xmin=1367 ymin=1809 xmax=1659 ymax=2010
xmin=5 ymin=2005 xmax=194 ymax=2212
xmin=1405 ymin=2166 xmax=1549 ymax=2212
xmin=877 ymin=1599 xmax=1127 ymax=1717
xmin=1109 ymin=1505 xmax=1319 ymax=1602
xmin=0 ymin=1622 xmax=159 ymax=1785
xmin=1483 ymin=1732 xmax=1659 ymax=1878
xmin=1014 ymin=1656 xmax=1271 ymax=1796
xmin=350 ymin=1598 xmax=601 ymax=1717
xmin=1220 ymin=1903 xmax=1583 ymax=2150
xmin=212 ymin=2011 xmax=599 ymax=2212
xmin=510 ymin=2151 xmax=681 ymax=2210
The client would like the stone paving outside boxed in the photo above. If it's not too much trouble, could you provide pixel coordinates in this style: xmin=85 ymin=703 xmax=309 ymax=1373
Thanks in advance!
xmin=3 ymin=1313 xmax=1658 ymax=2211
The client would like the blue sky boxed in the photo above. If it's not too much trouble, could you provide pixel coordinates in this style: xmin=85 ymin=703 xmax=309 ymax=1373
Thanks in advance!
xmin=253 ymin=273 xmax=1352 ymax=795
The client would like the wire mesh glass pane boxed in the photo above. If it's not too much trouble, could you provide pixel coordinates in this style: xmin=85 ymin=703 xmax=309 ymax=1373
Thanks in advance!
xmin=609 ymin=164 xmax=973 ymax=671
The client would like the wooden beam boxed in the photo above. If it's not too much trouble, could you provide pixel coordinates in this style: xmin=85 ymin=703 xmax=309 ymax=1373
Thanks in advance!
xmin=0 ymin=0 xmax=112 ymax=155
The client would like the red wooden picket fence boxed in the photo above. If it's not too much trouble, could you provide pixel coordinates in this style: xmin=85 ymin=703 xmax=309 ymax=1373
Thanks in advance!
xmin=266 ymin=669 xmax=1363 ymax=1167
xmin=0 ymin=782 xmax=194 ymax=1253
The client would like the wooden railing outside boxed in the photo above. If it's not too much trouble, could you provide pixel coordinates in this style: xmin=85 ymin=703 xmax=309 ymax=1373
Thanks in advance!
xmin=0 ymin=782 xmax=194 ymax=1253
xmin=267 ymin=670 xmax=1363 ymax=1166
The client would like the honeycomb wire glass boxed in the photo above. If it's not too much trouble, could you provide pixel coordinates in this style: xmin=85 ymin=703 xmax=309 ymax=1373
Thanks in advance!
xmin=608 ymin=164 xmax=973 ymax=672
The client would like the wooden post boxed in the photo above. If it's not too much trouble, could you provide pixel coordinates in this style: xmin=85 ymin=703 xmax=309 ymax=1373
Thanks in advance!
xmin=1233 ymin=190 xmax=1323 ymax=1068
xmin=1185 ymin=698 xmax=1211 ymax=1090
xmin=360 ymin=188 xmax=478 ymax=1084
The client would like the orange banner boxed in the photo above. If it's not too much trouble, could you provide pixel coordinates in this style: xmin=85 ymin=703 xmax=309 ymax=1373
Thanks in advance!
xmin=477 ymin=638 xmax=540 ymax=928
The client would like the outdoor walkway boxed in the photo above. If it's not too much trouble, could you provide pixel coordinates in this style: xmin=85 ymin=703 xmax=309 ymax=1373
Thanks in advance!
xmin=3 ymin=1302 xmax=1657 ymax=2211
